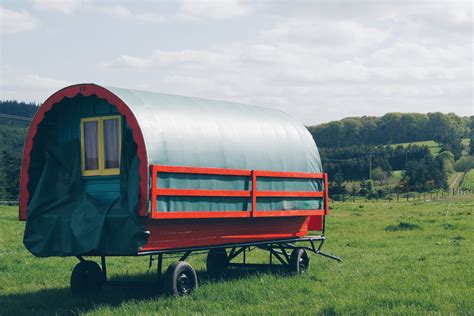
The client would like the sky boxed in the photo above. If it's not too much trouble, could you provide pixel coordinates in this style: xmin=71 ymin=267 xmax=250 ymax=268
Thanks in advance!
xmin=0 ymin=0 xmax=472 ymax=125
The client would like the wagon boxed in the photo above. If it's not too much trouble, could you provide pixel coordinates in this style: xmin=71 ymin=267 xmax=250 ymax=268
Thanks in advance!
xmin=19 ymin=83 xmax=340 ymax=296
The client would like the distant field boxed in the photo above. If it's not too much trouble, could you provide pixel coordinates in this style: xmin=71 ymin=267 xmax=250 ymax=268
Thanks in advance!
xmin=461 ymin=169 xmax=474 ymax=190
xmin=390 ymin=140 xmax=440 ymax=156
xmin=448 ymin=172 xmax=465 ymax=190
xmin=1 ymin=196 xmax=473 ymax=315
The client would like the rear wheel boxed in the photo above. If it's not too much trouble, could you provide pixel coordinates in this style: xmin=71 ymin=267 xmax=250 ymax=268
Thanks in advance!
xmin=70 ymin=260 xmax=105 ymax=296
xmin=164 ymin=261 xmax=198 ymax=296
xmin=289 ymin=248 xmax=309 ymax=274
xmin=206 ymin=248 xmax=228 ymax=277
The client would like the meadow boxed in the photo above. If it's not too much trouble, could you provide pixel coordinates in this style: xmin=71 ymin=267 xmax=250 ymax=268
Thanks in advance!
xmin=0 ymin=195 xmax=473 ymax=315
xmin=461 ymin=169 xmax=474 ymax=190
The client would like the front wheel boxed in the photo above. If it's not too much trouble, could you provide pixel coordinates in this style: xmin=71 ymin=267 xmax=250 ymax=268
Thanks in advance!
xmin=289 ymin=248 xmax=309 ymax=274
xmin=70 ymin=260 xmax=105 ymax=296
xmin=164 ymin=261 xmax=198 ymax=296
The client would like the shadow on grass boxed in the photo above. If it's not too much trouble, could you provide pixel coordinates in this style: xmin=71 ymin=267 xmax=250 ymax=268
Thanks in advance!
xmin=0 ymin=265 xmax=292 ymax=315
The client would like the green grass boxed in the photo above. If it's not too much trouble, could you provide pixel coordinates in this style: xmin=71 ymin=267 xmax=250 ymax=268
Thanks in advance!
xmin=389 ymin=140 xmax=441 ymax=156
xmin=1 ymin=196 xmax=473 ymax=315
xmin=461 ymin=169 xmax=474 ymax=190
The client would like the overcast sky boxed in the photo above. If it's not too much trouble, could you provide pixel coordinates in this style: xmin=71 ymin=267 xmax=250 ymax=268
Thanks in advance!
xmin=0 ymin=0 xmax=472 ymax=125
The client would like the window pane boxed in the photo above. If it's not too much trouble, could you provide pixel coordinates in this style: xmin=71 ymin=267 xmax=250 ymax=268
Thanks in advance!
xmin=103 ymin=118 xmax=120 ymax=169
xmin=84 ymin=121 xmax=99 ymax=170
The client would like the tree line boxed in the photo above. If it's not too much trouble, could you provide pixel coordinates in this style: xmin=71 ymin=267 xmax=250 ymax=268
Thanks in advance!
xmin=0 ymin=101 xmax=38 ymax=200
xmin=308 ymin=112 xmax=470 ymax=159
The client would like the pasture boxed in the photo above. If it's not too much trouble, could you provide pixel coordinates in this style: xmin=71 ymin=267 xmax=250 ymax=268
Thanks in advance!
xmin=1 ymin=196 xmax=473 ymax=315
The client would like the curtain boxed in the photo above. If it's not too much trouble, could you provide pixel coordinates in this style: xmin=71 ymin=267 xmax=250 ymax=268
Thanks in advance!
xmin=84 ymin=121 xmax=98 ymax=170
xmin=104 ymin=119 xmax=119 ymax=169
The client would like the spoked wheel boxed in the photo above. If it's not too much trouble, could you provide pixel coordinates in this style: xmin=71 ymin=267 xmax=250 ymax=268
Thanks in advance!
xmin=70 ymin=260 xmax=105 ymax=296
xmin=164 ymin=261 xmax=198 ymax=296
xmin=289 ymin=248 xmax=309 ymax=274
xmin=206 ymin=248 xmax=228 ymax=277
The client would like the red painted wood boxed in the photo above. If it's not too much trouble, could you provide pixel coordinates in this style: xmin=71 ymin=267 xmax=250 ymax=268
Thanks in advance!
xmin=255 ymin=170 xmax=324 ymax=179
xmin=19 ymin=84 xmax=149 ymax=220
xmin=324 ymin=173 xmax=329 ymax=214
xmin=251 ymin=170 xmax=257 ymax=217
xmin=149 ymin=164 xmax=328 ymax=220
xmin=253 ymin=210 xmax=325 ymax=217
xmin=156 ymin=188 xmax=251 ymax=197
xmin=308 ymin=215 xmax=323 ymax=231
xmin=140 ymin=216 xmax=310 ymax=251
xmin=154 ymin=165 xmax=251 ymax=176
xmin=154 ymin=211 xmax=251 ymax=219
xmin=256 ymin=191 xmax=324 ymax=198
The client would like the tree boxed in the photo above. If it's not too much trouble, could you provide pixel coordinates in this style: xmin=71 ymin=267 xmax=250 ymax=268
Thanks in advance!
xmin=436 ymin=151 xmax=455 ymax=174
xmin=329 ymin=172 xmax=347 ymax=201
xmin=0 ymin=150 xmax=21 ymax=200
xmin=371 ymin=167 xmax=387 ymax=184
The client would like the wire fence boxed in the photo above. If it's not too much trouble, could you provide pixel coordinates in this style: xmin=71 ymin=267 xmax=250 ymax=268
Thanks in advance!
xmin=332 ymin=188 xmax=473 ymax=203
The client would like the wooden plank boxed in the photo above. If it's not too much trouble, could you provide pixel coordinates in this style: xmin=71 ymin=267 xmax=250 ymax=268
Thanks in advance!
xmin=256 ymin=191 xmax=324 ymax=198
xmin=156 ymin=188 xmax=251 ymax=197
xmin=154 ymin=165 xmax=251 ymax=176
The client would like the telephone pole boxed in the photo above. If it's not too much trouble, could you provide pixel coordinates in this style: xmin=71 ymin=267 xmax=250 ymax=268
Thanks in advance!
xmin=369 ymin=151 xmax=372 ymax=181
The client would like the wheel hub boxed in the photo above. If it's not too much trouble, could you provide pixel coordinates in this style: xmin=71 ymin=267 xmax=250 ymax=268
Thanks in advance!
xmin=177 ymin=272 xmax=191 ymax=294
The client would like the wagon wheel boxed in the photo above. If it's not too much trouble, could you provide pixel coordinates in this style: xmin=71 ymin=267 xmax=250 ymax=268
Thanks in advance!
xmin=206 ymin=248 xmax=229 ymax=277
xmin=164 ymin=261 xmax=198 ymax=296
xmin=289 ymin=248 xmax=309 ymax=274
xmin=70 ymin=260 xmax=105 ymax=296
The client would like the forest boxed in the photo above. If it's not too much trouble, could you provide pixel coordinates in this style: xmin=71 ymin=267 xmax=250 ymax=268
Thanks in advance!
xmin=0 ymin=100 xmax=473 ymax=200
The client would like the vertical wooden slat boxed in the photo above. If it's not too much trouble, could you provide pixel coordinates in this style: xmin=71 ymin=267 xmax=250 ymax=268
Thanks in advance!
xmin=150 ymin=165 xmax=158 ymax=218
xmin=251 ymin=170 xmax=257 ymax=217
xmin=324 ymin=173 xmax=329 ymax=215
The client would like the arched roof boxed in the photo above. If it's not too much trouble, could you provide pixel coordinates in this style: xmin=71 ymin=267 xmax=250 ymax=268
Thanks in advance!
xmin=20 ymin=84 xmax=322 ymax=219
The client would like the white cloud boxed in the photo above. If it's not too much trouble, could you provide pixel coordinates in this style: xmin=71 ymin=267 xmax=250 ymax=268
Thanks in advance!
xmin=261 ymin=19 xmax=390 ymax=52
xmin=0 ymin=7 xmax=39 ymax=34
xmin=1 ymin=65 xmax=71 ymax=101
xmin=93 ymin=5 xmax=164 ymax=23
xmin=30 ymin=0 xmax=82 ymax=14
xmin=176 ymin=0 xmax=252 ymax=20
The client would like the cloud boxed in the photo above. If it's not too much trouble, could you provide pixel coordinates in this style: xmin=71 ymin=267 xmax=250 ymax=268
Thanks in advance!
xmin=0 ymin=6 xmax=39 ymax=34
xmin=93 ymin=5 xmax=164 ymax=23
xmin=176 ymin=0 xmax=252 ymax=20
xmin=30 ymin=0 xmax=81 ymax=14
xmin=260 ymin=19 xmax=390 ymax=51
xmin=1 ymin=65 xmax=71 ymax=102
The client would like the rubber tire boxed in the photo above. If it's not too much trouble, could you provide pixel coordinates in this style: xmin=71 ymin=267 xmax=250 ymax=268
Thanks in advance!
xmin=70 ymin=260 xmax=105 ymax=296
xmin=164 ymin=261 xmax=198 ymax=296
xmin=206 ymin=249 xmax=228 ymax=277
xmin=289 ymin=248 xmax=309 ymax=274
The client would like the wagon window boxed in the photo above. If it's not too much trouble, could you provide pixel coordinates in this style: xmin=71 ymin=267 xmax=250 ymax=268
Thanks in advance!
xmin=103 ymin=117 xmax=120 ymax=170
xmin=80 ymin=115 xmax=121 ymax=176
xmin=84 ymin=121 xmax=99 ymax=171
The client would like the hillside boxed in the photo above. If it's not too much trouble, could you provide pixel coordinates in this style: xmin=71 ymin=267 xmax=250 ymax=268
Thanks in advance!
xmin=308 ymin=112 xmax=471 ymax=160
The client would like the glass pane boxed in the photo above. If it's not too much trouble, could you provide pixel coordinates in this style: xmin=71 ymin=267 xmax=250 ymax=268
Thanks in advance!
xmin=103 ymin=118 xmax=120 ymax=169
xmin=84 ymin=121 xmax=99 ymax=170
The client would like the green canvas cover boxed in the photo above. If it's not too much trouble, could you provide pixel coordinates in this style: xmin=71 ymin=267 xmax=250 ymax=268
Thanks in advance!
xmin=107 ymin=87 xmax=324 ymax=214
xmin=23 ymin=85 xmax=323 ymax=257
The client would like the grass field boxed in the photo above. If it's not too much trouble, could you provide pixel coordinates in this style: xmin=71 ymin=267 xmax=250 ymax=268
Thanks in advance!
xmin=389 ymin=140 xmax=441 ymax=156
xmin=461 ymin=169 xmax=474 ymax=190
xmin=448 ymin=172 xmax=465 ymax=190
xmin=1 ymin=196 xmax=473 ymax=315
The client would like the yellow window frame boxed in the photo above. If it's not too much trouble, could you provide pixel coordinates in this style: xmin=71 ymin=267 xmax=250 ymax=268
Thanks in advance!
xmin=80 ymin=115 xmax=122 ymax=176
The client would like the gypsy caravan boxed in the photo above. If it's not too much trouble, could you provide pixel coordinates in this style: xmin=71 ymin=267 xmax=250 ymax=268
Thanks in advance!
xmin=20 ymin=84 xmax=339 ymax=296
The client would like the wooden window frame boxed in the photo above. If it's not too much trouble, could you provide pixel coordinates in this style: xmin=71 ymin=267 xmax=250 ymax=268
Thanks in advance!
xmin=80 ymin=115 xmax=121 ymax=176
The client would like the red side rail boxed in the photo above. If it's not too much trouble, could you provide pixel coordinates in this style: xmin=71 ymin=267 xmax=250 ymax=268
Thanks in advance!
xmin=149 ymin=165 xmax=328 ymax=219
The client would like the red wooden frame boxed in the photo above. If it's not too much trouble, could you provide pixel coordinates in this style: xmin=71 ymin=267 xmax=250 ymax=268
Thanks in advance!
xmin=149 ymin=165 xmax=328 ymax=219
